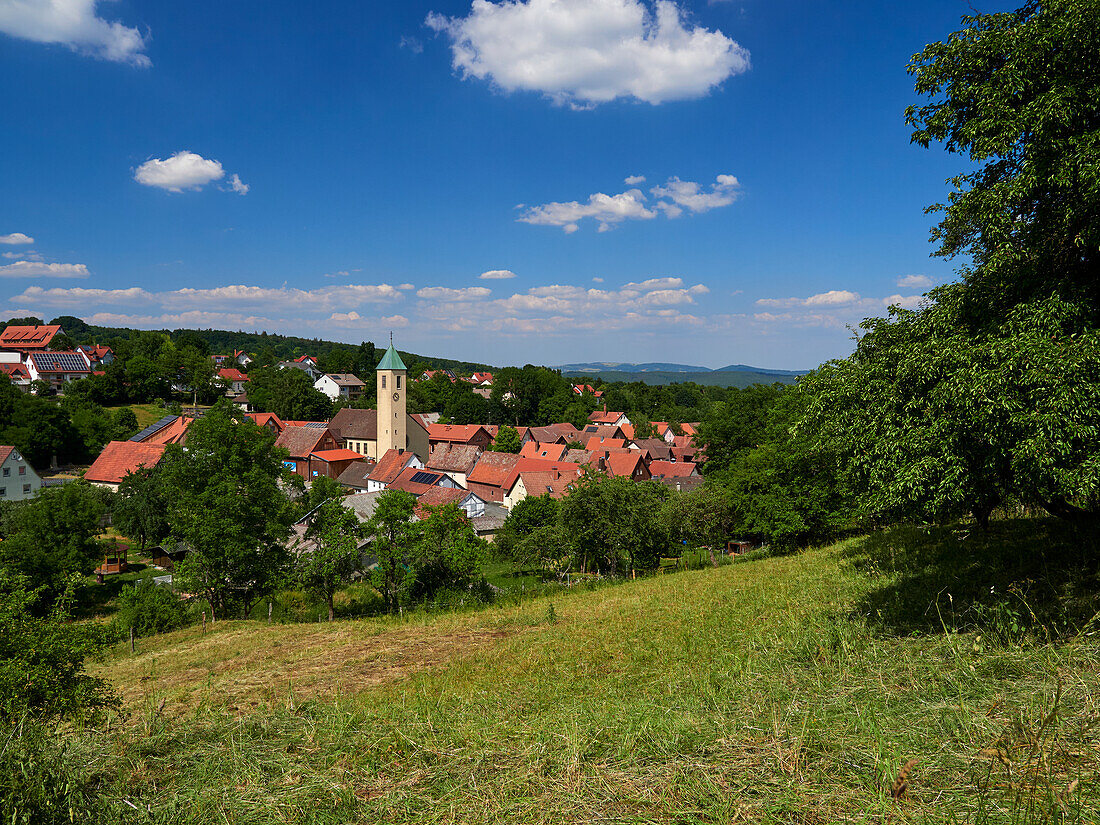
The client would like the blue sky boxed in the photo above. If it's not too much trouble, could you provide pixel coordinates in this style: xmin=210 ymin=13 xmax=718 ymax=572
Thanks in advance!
xmin=0 ymin=0 xmax=1008 ymax=370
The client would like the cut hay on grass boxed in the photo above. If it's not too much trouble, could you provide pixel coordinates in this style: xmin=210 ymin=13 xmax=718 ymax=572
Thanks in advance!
xmin=80 ymin=525 xmax=1100 ymax=823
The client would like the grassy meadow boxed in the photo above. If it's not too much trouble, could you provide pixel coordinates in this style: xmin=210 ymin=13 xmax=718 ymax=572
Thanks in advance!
xmin=77 ymin=520 xmax=1099 ymax=823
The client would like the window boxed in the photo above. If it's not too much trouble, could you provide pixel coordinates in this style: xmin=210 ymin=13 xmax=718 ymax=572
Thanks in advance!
xmin=396 ymin=375 xmax=401 ymax=389
xmin=381 ymin=375 xmax=387 ymax=389
xmin=22 ymin=484 xmax=30 ymax=494
xmin=0 ymin=488 xmax=5 ymax=497
xmin=18 ymin=466 xmax=25 ymax=475
xmin=2 ymin=468 xmax=8 ymax=477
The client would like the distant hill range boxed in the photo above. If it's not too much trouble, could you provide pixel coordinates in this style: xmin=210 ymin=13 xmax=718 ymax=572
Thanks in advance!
xmin=557 ymin=361 xmax=808 ymax=388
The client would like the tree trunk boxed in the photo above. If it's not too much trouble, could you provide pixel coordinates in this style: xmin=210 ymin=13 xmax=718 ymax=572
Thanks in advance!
xmin=327 ymin=596 xmax=335 ymax=623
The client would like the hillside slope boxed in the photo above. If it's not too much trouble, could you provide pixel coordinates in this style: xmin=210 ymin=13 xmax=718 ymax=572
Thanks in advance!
xmin=84 ymin=526 xmax=1099 ymax=823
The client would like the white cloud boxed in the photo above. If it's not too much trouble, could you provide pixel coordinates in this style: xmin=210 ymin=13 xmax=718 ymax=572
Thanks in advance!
xmin=225 ymin=174 xmax=249 ymax=195
xmin=479 ymin=269 xmax=517 ymax=280
xmin=592 ymin=276 xmax=604 ymax=283
xmin=650 ymin=174 xmax=740 ymax=216
xmin=751 ymin=289 xmax=930 ymax=329
xmin=427 ymin=0 xmax=749 ymax=108
xmin=0 ymin=233 xmax=34 ymax=245
xmin=15 ymin=285 xmax=150 ymax=303
xmin=624 ymin=175 xmax=646 ymax=185
xmin=883 ymin=294 xmax=925 ymax=311
xmin=519 ymin=174 xmax=740 ymax=232
xmin=0 ymin=261 xmax=90 ymax=279
xmin=399 ymin=35 xmax=424 ymax=53
xmin=416 ymin=286 xmax=492 ymax=300
xmin=757 ymin=290 xmax=861 ymax=309
xmin=896 ymin=273 xmax=934 ymax=289
xmin=0 ymin=0 xmax=149 ymax=66
xmin=134 ymin=151 xmax=246 ymax=193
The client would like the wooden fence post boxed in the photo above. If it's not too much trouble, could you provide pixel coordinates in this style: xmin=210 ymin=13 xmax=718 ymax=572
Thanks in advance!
xmin=202 ymin=612 xmax=206 ymax=635
xmin=129 ymin=627 xmax=135 ymax=653
xmin=268 ymin=602 xmax=273 ymax=624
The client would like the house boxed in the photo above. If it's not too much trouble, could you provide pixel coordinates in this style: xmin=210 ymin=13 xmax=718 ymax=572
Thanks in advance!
xmin=0 ymin=324 xmax=62 ymax=353
xmin=520 ymin=441 xmax=566 ymax=462
xmin=631 ymin=438 xmax=672 ymax=461
xmin=308 ymin=448 xmax=367 ymax=481
xmin=500 ymin=457 xmax=583 ymax=510
xmin=25 ymin=351 xmax=91 ymax=392
xmin=419 ymin=368 xmax=456 ymax=383
xmin=245 ymin=412 xmax=285 ymax=434
xmin=465 ymin=451 xmax=520 ymax=505
xmin=562 ymin=448 xmax=591 ymax=464
xmin=277 ymin=359 xmax=322 ymax=381
xmin=527 ymin=423 xmax=581 ymax=445
xmin=572 ymin=383 xmax=603 ymax=399
xmin=659 ymin=475 xmax=705 ymax=493
xmin=649 ymin=460 xmax=699 ymax=480
xmin=327 ymin=407 xmax=430 ymax=461
xmin=274 ymin=425 xmax=338 ymax=479
xmin=76 ymin=344 xmax=114 ymax=367
xmin=427 ymin=424 xmax=493 ymax=454
xmin=583 ymin=423 xmax=626 ymax=441
xmin=335 ymin=458 xmax=378 ymax=493
xmin=129 ymin=415 xmax=193 ymax=445
xmin=602 ymin=451 xmax=651 ymax=482
xmin=503 ymin=465 xmax=583 ymax=510
xmin=462 ymin=372 xmax=493 ymax=386
xmin=365 ymin=448 xmax=424 ymax=492
xmin=85 ymin=441 xmax=167 ymax=491
xmin=0 ymin=361 xmax=31 ymax=391
xmin=217 ymin=367 xmax=249 ymax=395
xmin=314 ymin=373 xmax=366 ymax=402
xmin=416 ymin=485 xmax=487 ymax=518
xmin=468 ymin=502 xmax=509 ymax=542
xmin=231 ymin=392 xmax=252 ymax=412
xmin=588 ymin=409 xmax=630 ymax=427
xmin=425 ymin=444 xmax=482 ymax=489
xmin=585 ymin=436 xmax=627 ymax=452
xmin=0 ymin=446 xmax=42 ymax=502
xmin=387 ymin=466 xmax=460 ymax=496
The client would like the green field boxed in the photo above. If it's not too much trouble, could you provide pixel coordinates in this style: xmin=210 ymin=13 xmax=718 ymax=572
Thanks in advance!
xmin=76 ymin=520 xmax=1098 ymax=823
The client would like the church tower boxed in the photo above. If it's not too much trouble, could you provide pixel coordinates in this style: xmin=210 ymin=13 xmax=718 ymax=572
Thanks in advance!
xmin=376 ymin=339 xmax=407 ymax=456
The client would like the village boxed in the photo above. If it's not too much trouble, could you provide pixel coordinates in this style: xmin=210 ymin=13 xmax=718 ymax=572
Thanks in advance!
xmin=0 ymin=322 xmax=708 ymax=580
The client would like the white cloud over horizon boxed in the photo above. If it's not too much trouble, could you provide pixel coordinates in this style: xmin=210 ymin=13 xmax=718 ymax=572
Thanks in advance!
xmin=753 ymin=289 xmax=927 ymax=328
xmin=0 ymin=233 xmax=34 ymax=245
xmin=519 ymin=174 xmax=740 ymax=232
xmin=478 ymin=269 xmax=517 ymax=280
xmin=0 ymin=261 xmax=90 ymax=279
xmin=134 ymin=151 xmax=248 ymax=194
xmin=0 ymin=0 xmax=149 ymax=66
xmin=426 ymin=0 xmax=749 ymax=108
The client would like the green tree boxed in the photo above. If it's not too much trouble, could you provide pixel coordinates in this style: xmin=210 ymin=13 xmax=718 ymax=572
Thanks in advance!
xmin=660 ymin=484 xmax=738 ymax=567
xmin=112 ymin=580 xmax=189 ymax=636
xmin=0 ymin=482 xmax=108 ymax=609
xmin=298 ymin=498 xmax=363 ymax=621
xmin=160 ymin=401 xmax=295 ymax=617
xmin=491 ymin=424 xmax=522 ymax=454
xmin=496 ymin=494 xmax=560 ymax=568
xmin=0 ymin=571 xmax=117 ymax=723
xmin=246 ymin=366 xmax=333 ymax=421
xmin=409 ymin=503 xmax=487 ymax=602
xmin=365 ymin=489 xmax=420 ymax=614
xmin=560 ymin=475 xmax=669 ymax=576
xmin=113 ymin=466 xmax=169 ymax=551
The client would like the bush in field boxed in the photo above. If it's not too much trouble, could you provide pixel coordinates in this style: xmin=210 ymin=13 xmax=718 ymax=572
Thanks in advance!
xmin=112 ymin=580 xmax=190 ymax=636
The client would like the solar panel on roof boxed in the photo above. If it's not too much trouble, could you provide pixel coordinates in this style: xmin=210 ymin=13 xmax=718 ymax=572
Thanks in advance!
xmin=29 ymin=351 xmax=88 ymax=372
xmin=129 ymin=415 xmax=178 ymax=442
xmin=409 ymin=471 xmax=439 ymax=485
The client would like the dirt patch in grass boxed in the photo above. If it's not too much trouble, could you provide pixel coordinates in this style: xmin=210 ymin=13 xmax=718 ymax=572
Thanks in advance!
xmin=96 ymin=622 xmax=514 ymax=716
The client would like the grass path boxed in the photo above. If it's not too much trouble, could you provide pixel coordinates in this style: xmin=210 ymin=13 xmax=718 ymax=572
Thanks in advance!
xmin=87 ymin=536 xmax=1100 ymax=823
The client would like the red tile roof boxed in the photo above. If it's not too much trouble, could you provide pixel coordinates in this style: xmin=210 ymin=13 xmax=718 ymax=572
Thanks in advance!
xmin=275 ymin=425 xmax=333 ymax=459
xmin=426 ymin=444 xmax=482 ymax=474
xmin=368 ymin=448 xmax=417 ymax=485
xmin=218 ymin=368 xmax=248 ymax=382
xmin=588 ymin=410 xmax=624 ymax=425
xmin=427 ymin=423 xmax=491 ymax=444
xmin=0 ymin=363 xmax=30 ymax=380
xmin=246 ymin=412 xmax=284 ymax=431
xmin=603 ymin=451 xmax=648 ymax=479
xmin=0 ymin=446 xmax=15 ymax=465
xmin=649 ymin=460 xmax=698 ymax=478
xmin=466 ymin=452 xmax=520 ymax=489
xmin=416 ymin=486 xmax=468 ymax=509
xmin=85 ymin=441 xmax=166 ymax=484
xmin=520 ymin=441 xmax=566 ymax=461
xmin=513 ymin=469 xmax=582 ymax=500
xmin=140 ymin=416 xmax=193 ymax=445
xmin=503 ymin=457 xmax=582 ymax=493
xmin=310 ymin=448 xmax=364 ymax=462
xmin=586 ymin=436 xmax=627 ymax=452
xmin=0 ymin=324 xmax=61 ymax=350
xmin=388 ymin=466 xmax=448 ymax=496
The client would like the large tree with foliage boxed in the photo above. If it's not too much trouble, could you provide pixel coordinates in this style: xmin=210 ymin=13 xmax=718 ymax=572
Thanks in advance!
xmin=800 ymin=0 xmax=1100 ymax=529
xmin=246 ymin=366 xmax=333 ymax=421
xmin=408 ymin=503 xmax=487 ymax=602
xmin=560 ymin=475 xmax=669 ymax=576
xmin=160 ymin=401 xmax=295 ymax=617
xmin=113 ymin=465 xmax=169 ymax=551
xmin=365 ymin=490 xmax=421 ymax=613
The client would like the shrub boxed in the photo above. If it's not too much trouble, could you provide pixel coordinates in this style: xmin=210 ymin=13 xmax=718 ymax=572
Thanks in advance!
xmin=113 ymin=580 xmax=189 ymax=636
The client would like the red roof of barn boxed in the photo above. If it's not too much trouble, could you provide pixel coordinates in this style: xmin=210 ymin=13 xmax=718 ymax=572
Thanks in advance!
xmin=368 ymin=448 xmax=417 ymax=485
xmin=310 ymin=448 xmax=364 ymax=462
xmin=388 ymin=466 xmax=448 ymax=496
xmin=275 ymin=425 xmax=333 ymax=459
xmin=85 ymin=441 xmax=166 ymax=484
xmin=466 ymin=452 xmax=520 ymax=488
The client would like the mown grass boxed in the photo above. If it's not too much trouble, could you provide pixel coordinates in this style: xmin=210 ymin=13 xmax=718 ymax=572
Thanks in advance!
xmin=108 ymin=403 xmax=167 ymax=430
xmin=78 ymin=520 xmax=1099 ymax=823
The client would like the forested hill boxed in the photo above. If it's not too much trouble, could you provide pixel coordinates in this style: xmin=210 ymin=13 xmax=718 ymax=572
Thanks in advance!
xmin=27 ymin=315 xmax=493 ymax=375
